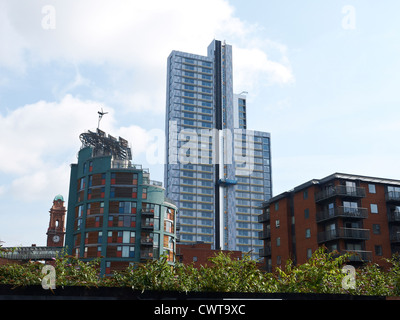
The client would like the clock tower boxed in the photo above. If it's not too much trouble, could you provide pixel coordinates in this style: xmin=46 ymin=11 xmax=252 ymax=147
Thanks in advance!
xmin=46 ymin=195 xmax=66 ymax=247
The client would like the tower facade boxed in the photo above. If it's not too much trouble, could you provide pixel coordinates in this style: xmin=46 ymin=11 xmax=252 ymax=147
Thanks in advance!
xmin=65 ymin=129 xmax=178 ymax=275
xmin=165 ymin=40 xmax=272 ymax=259
xmin=46 ymin=195 xmax=66 ymax=247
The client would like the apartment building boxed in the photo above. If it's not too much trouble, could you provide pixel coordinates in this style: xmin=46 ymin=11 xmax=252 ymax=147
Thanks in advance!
xmin=259 ymin=173 xmax=400 ymax=271
xmin=165 ymin=40 xmax=272 ymax=258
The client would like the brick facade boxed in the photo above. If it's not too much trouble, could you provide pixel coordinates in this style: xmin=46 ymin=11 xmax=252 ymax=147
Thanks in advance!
xmin=260 ymin=173 xmax=400 ymax=271
xmin=176 ymin=243 xmax=242 ymax=268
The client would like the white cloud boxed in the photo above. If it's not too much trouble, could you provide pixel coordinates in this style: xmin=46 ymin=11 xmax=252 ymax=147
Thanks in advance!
xmin=233 ymin=46 xmax=294 ymax=94
xmin=0 ymin=2 xmax=29 ymax=72
xmin=2 ymin=0 xmax=241 ymax=67
xmin=1 ymin=0 xmax=294 ymax=113
xmin=0 ymin=95 xmax=98 ymax=175
xmin=9 ymin=165 xmax=70 ymax=202
xmin=0 ymin=94 xmax=165 ymax=202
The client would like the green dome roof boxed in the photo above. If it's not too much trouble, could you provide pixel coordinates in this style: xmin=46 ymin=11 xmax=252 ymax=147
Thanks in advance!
xmin=54 ymin=194 xmax=64 ymax=201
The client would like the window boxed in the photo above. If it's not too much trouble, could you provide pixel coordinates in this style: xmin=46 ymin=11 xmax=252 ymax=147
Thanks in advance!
xmin=274 ymin=202 xmax=279 ymax=211
xmin=275 ymin=220 xmax=280 ymax=228
xmin=375 ymin=245 xmax=383 ymax=256
xmin=345 ymin=181 xmax=356 ymax=193
xmin=373 ymin=224 xmax=381 ymax=234
xmin=368 ymin=184 xmax=376 ymax=194
xmin=303 ymin=189 xmax=308 ymax=199
xmin=307 ymin=248 xmax=312 ymax=259
xmin=119 ymin=202 xmax=132 ymax=214
xmin=142 ymin=187 xmax=147 ymax=199
xmin=276 ymin=237 xmax=280 ymax=247
xmin=343 ymin=201 xmax=358 ymax=213
xmin=370 ymin=204 xmax=379 ymax=214
xmin=304 ymin=209 xmax=309 ymax=219
xmin=328 ymin=203 xmax=335 ymax=216
xmin=305 ymin=229 xmax=311 ymax=239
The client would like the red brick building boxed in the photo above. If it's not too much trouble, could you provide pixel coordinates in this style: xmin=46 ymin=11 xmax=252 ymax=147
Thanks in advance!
xmin=259 ymin=173 xmax=400 ymax=271
xmin=176 ymin=243 xmax=242 ymax=268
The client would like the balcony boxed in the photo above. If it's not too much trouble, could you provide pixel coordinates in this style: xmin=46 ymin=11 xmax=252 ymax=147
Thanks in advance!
xmin=340 ymin=250 xmax=372 ymax=263
xmin=390 ymin=232 xmax=400 ymax=243
xmin=141 ymin=219 xmax=154 ymax=230
xmin=140 ymin=250 xmax=159 ymax=260
xmin=316 ymin=207 xmax=368 ymax=223
xmin=317 ymin=228 xmax=370 ymax=243
xmin=388 ymin=211 xmax=400 ymax=223
xmin=141 ymin=209 xmax=155 ymax=216
xmin=259 ymin=246 xmax=271 ymax=257
xmin=315 ymin=185 xmax=366 ymax=203
xmin=386 ymin=191 xmax=400 ymax=203
xmin=258 ymin=212 xmax=270 ymax=223
xmin=258 ymin=229 xmax=271 ymax=240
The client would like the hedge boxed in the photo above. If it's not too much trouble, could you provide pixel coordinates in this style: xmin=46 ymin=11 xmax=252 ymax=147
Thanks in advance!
xmin=1 ymin=246 xmax=400 ymax=296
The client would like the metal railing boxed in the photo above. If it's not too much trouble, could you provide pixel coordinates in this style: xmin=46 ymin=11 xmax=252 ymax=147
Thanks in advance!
xmin=390 ymin=232 xmax=400 ymax=243
xmin=318 ymin=228 xmax=370 ymax=243
xmin=315 ymin=185 xmax=366 ymax=202
xmin=143 ymin=180 xmax=163 ymax=187
xmin=388 ymin=211 xmax=400 ymax=223
xmin=386 ymin=191 xmax=400 ymax=202
xmin=341 ymin=250 xmax=373 ymax=262
xmin=1 ymin=247 xmax=65 ymax=261
xmin=258 ymin=230 xmax=271 ymax=240
xmin=258 ymin=212 xmax=270 ymax=223
xmin=316 ymin=207 xmax=368 ymax=222
xmin=259 ymin=246 xmax=271 ymax=257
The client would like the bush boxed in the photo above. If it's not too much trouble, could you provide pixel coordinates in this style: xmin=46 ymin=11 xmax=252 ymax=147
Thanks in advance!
xmin=1 ymin=247 xmax=400 ymax=296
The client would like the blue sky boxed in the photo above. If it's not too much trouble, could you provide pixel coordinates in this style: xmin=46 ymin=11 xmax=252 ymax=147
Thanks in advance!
xmin=1 ymin=0 xmax=399 ymax=247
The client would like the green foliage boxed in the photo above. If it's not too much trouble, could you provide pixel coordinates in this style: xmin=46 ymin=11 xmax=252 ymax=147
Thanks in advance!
xmin=53 ymin=254 xmax=103 ymax=288
xmin=275 ymin=247 xmax=351 ymax=294
xmin=1 ymin=248 xmax=400 ymax=296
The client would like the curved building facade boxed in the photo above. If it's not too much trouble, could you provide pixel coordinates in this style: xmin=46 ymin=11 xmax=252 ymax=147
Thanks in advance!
xmin=65 ymin=129 xmax=178 ymax=275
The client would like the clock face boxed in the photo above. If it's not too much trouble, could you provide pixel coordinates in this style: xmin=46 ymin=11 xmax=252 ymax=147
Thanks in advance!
xmin=53 ymin=235 xmax=60 ymax=243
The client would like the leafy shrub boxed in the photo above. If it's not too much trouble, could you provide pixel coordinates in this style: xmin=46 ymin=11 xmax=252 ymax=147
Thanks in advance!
xmin=1 ymin=246 xmax=400 ymax=296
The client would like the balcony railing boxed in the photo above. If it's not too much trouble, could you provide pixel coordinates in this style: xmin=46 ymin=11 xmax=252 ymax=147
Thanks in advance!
xmin=386 ymin=191 xmax=400 ymax=203
xmin=388 ymin=211 xmax=400 ymax=223
xmin=316 ymin=207 xmax=368 ymax=223
xmin=141 ymin=209 xmax=155 ymax=216
xmin=143 ymin=180 xmax=163 ymax=187
xmin=141 ymin=220 xmax=154 ymax=230
xmin=318 ymin=228 xmax=370 ymax=243
xmin=315 ymin=185 xmax=366 ymax=203
xmin=390 ymin=232 xmax=400 ymax=243
xmin=258 ymin=230 xmax=271 ymax=240
xmin=259 ymin=246 xmax=271 ymax=257
xmin=258 ymin=212 xmax=270 ymax=223
xmin=340 ymin=250 xmax=372 ymax=262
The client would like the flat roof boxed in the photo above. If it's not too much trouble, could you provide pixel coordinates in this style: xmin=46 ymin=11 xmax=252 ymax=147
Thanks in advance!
xmin=264 ymin=172 xmax=400 ymax=206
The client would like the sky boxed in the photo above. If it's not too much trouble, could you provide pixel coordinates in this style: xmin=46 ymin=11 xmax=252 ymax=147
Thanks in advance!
xmin=1 ymin=0 xmax=400 ymax=247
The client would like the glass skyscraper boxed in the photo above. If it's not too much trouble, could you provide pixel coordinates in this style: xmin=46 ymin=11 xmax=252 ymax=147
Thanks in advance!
xmin=165 ymin=40 xmax=272 ymax=259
